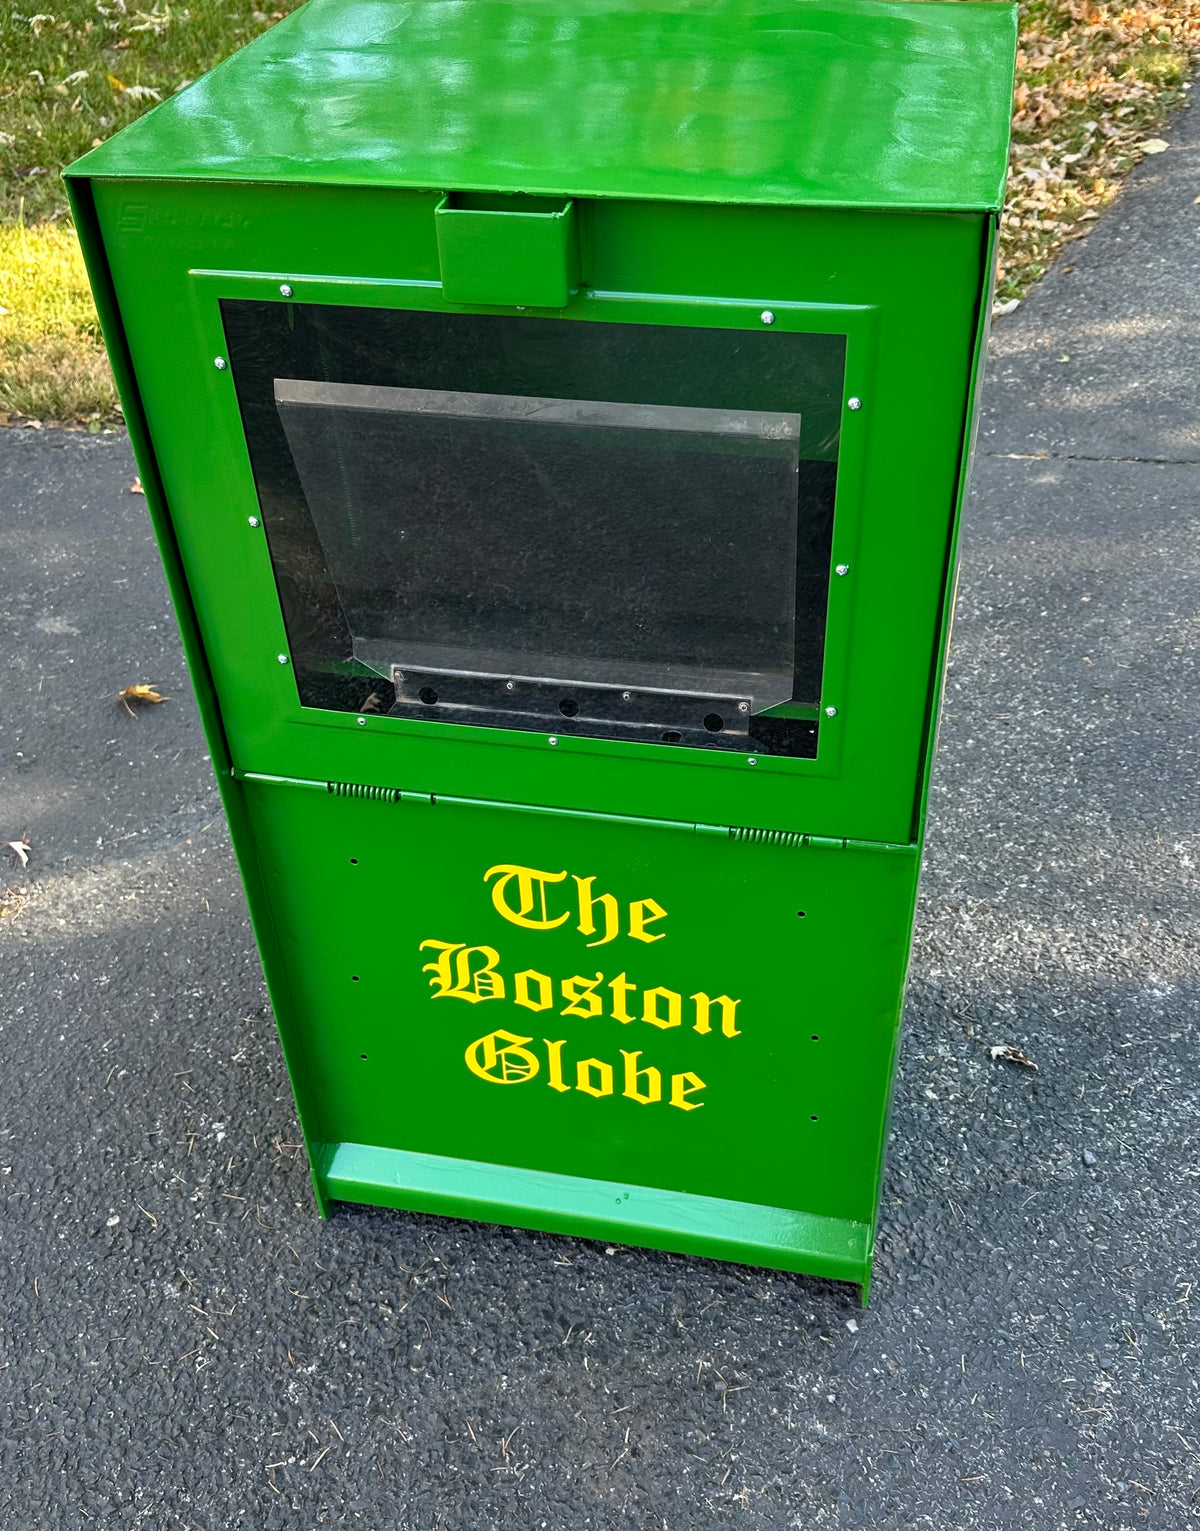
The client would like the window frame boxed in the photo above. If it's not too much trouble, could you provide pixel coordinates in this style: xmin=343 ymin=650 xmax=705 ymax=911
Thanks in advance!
xmin=190 ymin=268 xmax=877 ymax=782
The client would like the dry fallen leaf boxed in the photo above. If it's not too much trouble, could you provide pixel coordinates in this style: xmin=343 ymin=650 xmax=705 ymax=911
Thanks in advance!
xmin=992 ymin=2 xmax=1200 ymax=305
xmin=4 ymin=839 xmax=30 ymax=870
xmin=988 ymin=1044 xmax=1038 ymax=1072
xmin=129 ymin=477 xmax=144 ymax=495
xmin=118 ymin=683 xmax=169 ymax=717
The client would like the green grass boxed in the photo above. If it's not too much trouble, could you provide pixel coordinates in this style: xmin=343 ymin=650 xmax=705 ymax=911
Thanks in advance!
xmin=0 ymin=212 xmax=112 ymax=420
xmin=0 ymin=0 xmax=303 ymax=418
xmin=0 ymin=0 xmax=1196 ymax=419
xmin=0 ymin=0 xmax=303 ymax=224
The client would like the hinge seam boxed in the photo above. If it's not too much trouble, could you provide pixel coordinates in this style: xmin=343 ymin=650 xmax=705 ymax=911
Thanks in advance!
xmin=725 ymin=825 xmax=914 ymax=853
xmin=231 ymin=772 xmax=915 ymax=853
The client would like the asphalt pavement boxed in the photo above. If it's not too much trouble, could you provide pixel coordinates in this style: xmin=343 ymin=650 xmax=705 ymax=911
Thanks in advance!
xmin=2 ymin=95 xmax=1199 ymax=1531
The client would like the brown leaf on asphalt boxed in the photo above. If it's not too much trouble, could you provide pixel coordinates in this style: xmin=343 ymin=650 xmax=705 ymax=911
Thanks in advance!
xmin=4 ymin=839 xmax=30 ymax=870
xmin=129 ymin=477 xmax=144 ymax=494
xmin=988 ymin=1044 xmax=1038 ymax=1072
xmin=117 ymin=683 xmax=168 ymax=717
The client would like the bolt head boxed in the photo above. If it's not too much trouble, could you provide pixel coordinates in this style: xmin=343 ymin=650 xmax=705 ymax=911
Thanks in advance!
xmin=548 ymin=736 xmax=558 ymax=746
xmin=835 ymin=563 xmax=850 ymax=576
xmin=357 ymin=716 xmax=367 ymax=726
xmin=760 ymin=310 xmax=775 ymax=325
xmin=279 ymin=283 xmax=293 ymax=298
xmin=505 ymin=680 xmax=515 ymax=691
xmin=213 ymin=357 xmax=227 ymax=370
xmin=247 ymin=516 xmax=260 ymax=528
xmin=747 ymin=756 xmax=758 ymax=766
xmin=847 ymin=396 xmax=862 ymax=411
xmin=277 ymin=653 xmax=289 ymax=665
xmin=737 ymin=701 xmax=750 ymax=713
xmin=621 ymin=691 xmax=632 ymax=702
xmin=824 ymin=705 xmax=838 ymax=717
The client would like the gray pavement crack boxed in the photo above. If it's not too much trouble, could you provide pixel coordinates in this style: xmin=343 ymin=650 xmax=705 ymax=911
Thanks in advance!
xmin=981 ymin=451 xmax=1200 ymax=466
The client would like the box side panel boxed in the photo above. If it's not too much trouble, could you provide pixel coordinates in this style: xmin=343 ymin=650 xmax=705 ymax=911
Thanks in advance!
xmin=65 ymin=178 xmax=334 ymax=1212
xmin=853 ymin=214 xmax=1000 ymax=1266
xmin=914 ymin=212 xmax=1000 ymax=842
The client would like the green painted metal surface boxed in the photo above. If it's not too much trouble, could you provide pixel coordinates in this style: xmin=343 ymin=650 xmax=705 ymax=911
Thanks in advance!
xmin=436 ymin=194 xmax=579 ymax=308
xmin=67 ymin=0 xmax=1017 ymax=212
xmin=67 ymin=0 xmax=1015 ymax=1297
xmin=242 ymin=781 xmax=919 ymax=1218
xmin=322 ymin=1142 xmax=873 ymax=1285
xmin=71 ymin=187 xmax=985 ymax=847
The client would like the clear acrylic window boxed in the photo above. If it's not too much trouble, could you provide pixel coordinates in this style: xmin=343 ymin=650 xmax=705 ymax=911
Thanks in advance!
xmin=224 ymin=302 xmax=845 ymax=757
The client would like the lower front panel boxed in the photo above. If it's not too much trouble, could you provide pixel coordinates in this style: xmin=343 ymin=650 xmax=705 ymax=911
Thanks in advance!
xmin=237 ymin=777 xmax=920 ymax=1289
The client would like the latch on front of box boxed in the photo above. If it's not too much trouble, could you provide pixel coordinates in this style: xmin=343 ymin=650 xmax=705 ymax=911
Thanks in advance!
xmin=435 ymin=191 xmax=579 ymax=308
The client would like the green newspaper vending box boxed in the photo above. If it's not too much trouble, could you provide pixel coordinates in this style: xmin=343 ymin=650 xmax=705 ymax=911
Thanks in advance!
xmin=66 ymin=0 xmax=1018 ymax=1300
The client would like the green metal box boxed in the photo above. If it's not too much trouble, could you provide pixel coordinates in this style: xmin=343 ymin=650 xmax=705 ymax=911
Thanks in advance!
xmin=66 ymin=0 xmax=1017 ymax=1301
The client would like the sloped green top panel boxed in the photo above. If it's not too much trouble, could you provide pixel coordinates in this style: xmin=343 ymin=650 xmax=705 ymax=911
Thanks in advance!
xmin=67 ymin=0 xmax=1017 ymax=211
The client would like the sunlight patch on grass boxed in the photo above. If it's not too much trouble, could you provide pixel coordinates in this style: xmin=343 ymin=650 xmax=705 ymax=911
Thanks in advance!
xmin=0 ymin=217 xmax=116 ymax=422
xmin=0 ymin=0 xmax=304 ymax=420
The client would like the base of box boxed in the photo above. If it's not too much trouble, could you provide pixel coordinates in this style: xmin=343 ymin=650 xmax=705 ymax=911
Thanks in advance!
xmin=318 ymin=1140 xmax=873 ymax=1302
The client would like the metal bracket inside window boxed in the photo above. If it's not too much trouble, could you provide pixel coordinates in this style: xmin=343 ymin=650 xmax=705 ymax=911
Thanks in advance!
xmin=390 ymin=665 xmax=753 ymax=750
